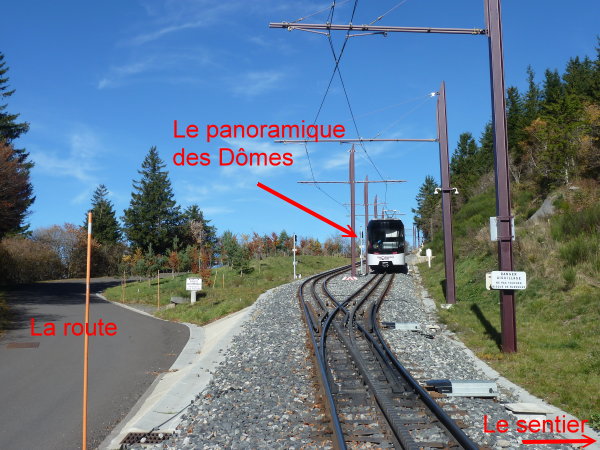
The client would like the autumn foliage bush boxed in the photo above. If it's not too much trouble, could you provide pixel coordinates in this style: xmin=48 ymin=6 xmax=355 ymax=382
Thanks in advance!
xmin=0 ymin=236 xmax=63 ymax=284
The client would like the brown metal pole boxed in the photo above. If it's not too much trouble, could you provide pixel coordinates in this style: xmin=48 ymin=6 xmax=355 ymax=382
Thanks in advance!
xmin=436 ymin=82 xmax=457 ymax=304
xmin=374 ymin=195 xmax=378 ymax=219
xmin=349 ymin=145 xmax=356 ymax=277
xmin=486 ymin=0 xmax=517 ymax=353
xmin=82 ymin=212 xmax=92 ymax=450
xmin=364 ymin=176 xmax=369 ymax=237
xmin=364 ymin=176 xmax=368 ymax=276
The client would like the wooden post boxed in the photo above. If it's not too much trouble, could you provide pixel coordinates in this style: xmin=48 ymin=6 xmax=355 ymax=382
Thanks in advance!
xmin=82 ymin=212 xmax=92 ymax=450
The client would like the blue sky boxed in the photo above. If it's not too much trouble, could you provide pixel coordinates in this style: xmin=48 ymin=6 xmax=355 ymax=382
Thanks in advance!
xmin=2 ymin=0 xmax=599 ymax=243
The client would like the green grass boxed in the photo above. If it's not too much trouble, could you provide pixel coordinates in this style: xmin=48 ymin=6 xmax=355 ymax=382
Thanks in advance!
xmin=103 ymin=255 xmax=347 ymax=325
xmin=418 ymin=186 xmax=600 ymax=424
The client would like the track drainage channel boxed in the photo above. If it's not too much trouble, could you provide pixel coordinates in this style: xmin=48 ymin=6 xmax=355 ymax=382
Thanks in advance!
xmin=120 ymin=431 xmax=172 ymax=445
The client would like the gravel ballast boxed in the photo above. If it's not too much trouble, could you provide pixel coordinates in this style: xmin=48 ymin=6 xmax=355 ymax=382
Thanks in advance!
xmin=130 ymin=280 xmax=330 ymax=449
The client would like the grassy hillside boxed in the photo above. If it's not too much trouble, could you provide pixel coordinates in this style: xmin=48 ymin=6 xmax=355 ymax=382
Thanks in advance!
xmin=104 ymin=255 xmax=347 ymax=325
xmin=419 ymin=181 xmax=600 ymax=425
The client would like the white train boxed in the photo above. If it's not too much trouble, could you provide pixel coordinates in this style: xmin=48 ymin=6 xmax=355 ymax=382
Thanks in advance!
xmin=366 ymin=219 xmax=407 ymax=273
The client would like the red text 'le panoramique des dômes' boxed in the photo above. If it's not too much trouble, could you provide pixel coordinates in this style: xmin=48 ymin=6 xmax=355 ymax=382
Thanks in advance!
xmin=172 ymin=120 xmax=346 ymax=167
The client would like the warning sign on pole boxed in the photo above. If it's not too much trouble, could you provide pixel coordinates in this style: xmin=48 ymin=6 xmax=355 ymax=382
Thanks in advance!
xmin=490 ymin=271 xmax=526 ymax=290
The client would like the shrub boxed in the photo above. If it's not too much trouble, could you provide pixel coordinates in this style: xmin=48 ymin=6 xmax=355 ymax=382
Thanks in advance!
xmin=551 ymin=203 xmax=600 ymax=241
xmin=562 ymin=267 xmax=576 ymax=290
xmin=0 ymin=237 xmax=64 ymax=284
xmin=558 ymin=236 xmax=591 ymax=266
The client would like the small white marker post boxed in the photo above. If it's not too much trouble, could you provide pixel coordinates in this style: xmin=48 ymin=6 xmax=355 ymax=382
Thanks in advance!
xmin=186 ymin=277 xmax=203 ymax=304
xmin=426 ymin=248 xmax=432 ymax=268
xmin=292 ymin=234 xmax=297 ymax=279
xmin=359 ymin=227 xmax=365 ymax=276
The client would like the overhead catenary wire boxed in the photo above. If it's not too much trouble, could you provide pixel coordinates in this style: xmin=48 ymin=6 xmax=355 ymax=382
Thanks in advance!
xmin=299 ymin=0 xmax=354 ymax=211
xmin=369 ymin=0 xmax=411 ymax=25
xmin=290 ymin=0 xmax=351 ymax=24
xmin=371 ymin=94 xmax=435 ymax=139
xmin=290 ymin=0 xmax=417 ymax=210
xmin=323 ymin=2 xmax=392 ymax=204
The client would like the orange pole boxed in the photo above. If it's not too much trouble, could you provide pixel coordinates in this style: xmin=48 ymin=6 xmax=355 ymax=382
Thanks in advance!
xmin=157 ymin=270 xmax=160 ymax=310
xmin=82 ymin=212 xmax=92 ymax=450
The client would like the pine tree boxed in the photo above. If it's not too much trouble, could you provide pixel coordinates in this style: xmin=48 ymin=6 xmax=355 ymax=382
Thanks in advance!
xmin=0 ymin=53 xmax=30 ymax=165
xmin=562 ymin=56 xmax=596 ymax=100
xmin=450 ymin=132 xmax=480 ymax=199
xmin=219 ymin=230 xmax=239 ymax=266
xmin=0 ymin=52 xmax=34 ymax=234
xmin=412 ymin=176 xmax=439 ymax=241
xmin=541 ymin=69 xmax=564 ymax=112
xmin=180 ymin=205 xmax=217 ymax=249
xmin=0 ymin=141 xmax=33 ymax=239
xmin=122 ymin=147 xmax=182 ymax=254
xmin=506 ymin=86 xmax=527 ymax=168
xmin=523 ymin=66 xmax=542 ymax=124
xmin=85 ymin=184 xmax=121 ymax=245
xmin=477 ymin=122 xmax=495 ymax=174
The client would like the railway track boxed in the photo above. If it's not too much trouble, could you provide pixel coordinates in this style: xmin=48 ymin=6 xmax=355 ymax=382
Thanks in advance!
xmin=298 ymin=267 xmax=479 ymax=449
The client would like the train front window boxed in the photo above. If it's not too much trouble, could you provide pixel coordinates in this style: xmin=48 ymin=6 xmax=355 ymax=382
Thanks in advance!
xmin=369 ymin=222 xmax=403 ymax=252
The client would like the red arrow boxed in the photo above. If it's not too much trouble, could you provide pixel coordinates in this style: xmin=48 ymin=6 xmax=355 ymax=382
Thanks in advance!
xmin=522 ymin=434 xmax=596 ymax=448
xmin=257 ymin=182 xmax=357 ymax=238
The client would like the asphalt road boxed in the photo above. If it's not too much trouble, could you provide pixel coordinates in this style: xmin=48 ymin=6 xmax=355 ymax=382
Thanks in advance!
xmin=0 ymin=278 xmax=189 ymax=450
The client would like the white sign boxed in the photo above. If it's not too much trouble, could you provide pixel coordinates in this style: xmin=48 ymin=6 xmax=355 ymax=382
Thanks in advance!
xmin=426 ymin=248 xmax=432 ymax=268
xmin=186 ymin=277 xmax=203 ymax=291
xmin=490 ymin=217 xmax=515 ymax=241
xmin=490 ymin=271 xmax=526 ymax=290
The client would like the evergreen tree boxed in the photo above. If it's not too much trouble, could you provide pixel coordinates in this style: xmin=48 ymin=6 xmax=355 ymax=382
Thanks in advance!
xmin=412 ymin=176 xmax=439 ymax=241
xmin=84 ymin=184 xmax=121 ymax=245
xmin=477 ymin=122 xmax=495 ymax=174
xmin=219 ymin=230 xmax=239 ymax=266
xmin=506 ymin=86 xmax=526 ymax=167
xmin=0 ymin=53 xmax=29 ymax=152
xmin=506 ymin=87 xmax=524 ymax=147
xmin=523 ymin=66 xmax=542 ymax=123
xmin=0 ymin=141 xmax=33 ymax=239
xmin=180 ymin=205 xmax=217 ymax=249
xmin=122 ymin=147 xmax=182 ymax=254
xmin=450 ymin=132 xmax=480 ymax=199
xmin=541 ymin=69 xmax=564 ymax=111
xmin=562 ymin=56 xmax=596 ymax=100
xmin=0 ymin=52 xmax=35 ymax=234
xmin=278 ymin=230 xmax=291 ymax=254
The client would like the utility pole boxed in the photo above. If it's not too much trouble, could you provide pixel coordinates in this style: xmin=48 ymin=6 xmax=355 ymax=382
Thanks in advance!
xmin=486 ymin=0 xmax=517 ymax=352
xmin=436 ymin=81 xmax=457 ymax=305
xmin=349 ymin=146 xmax=356 ymax=278
xmin=374 ymin=195 xmax=378 ymax=219
xmin=364 ymin=175 xmax=368 ymax=242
